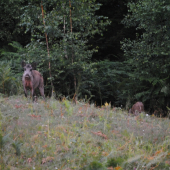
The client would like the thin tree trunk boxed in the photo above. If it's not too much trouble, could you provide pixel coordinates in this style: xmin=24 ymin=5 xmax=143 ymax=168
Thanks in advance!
xmin=69 ymin=0 xmax=72 ymax=33
xmin=69 ymin=0 xmax=77 ymax=103
xmin=63 ymin=16 xmax=68 ymax=59
xmin=41 ymin=1 xmax=54 ymax=96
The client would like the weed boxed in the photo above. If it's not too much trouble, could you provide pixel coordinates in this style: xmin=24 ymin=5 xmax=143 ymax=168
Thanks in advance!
xmin=107 ymin=157 xmax=125 ymax=167
xmin=1 ymin=96 xmax=170 ymax=169
xmin=63 ymin=99 xmax=73 ymax=115
xmin=83 ymin=161 xmax=107 ymax=170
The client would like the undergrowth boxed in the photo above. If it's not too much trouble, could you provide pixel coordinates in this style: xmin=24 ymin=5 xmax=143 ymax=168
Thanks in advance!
xmin=0 ymin=95 xmax=170 ymax=169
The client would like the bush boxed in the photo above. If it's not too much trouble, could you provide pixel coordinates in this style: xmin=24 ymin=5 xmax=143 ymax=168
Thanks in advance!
xmin=0 ymin=62 xmax=18 ymax=95
xmin=107 ymin=157 xmax=124 ymax=168
xmin=83 ymin=161 xmax=107 ymax=170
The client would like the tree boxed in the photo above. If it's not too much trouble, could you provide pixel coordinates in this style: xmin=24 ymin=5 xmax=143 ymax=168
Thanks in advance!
xmin=0 ymin=0 xmax=30 ymax=50
xmin=16 ymin=0 xmax=110 ymax=99
xmin=121 ymin=0 xmax=170 ymax=113
xmin=91 ymin=0 xmax=136 ymax=61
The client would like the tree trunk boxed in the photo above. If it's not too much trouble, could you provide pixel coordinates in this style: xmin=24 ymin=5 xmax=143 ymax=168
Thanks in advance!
xmin=41 ymin=1 xmax=54 ymax=96
xmin=69 ymin=0 xmax=77 ymax=103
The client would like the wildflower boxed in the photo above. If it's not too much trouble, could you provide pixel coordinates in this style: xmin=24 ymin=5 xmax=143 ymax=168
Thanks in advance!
xmin=105 ymin=102 xmax=108 ymax=107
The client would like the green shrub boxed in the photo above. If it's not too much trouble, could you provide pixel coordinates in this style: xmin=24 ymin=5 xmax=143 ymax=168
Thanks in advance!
xmin=0 ymin=62 xmax=18 ymax=95
xmin=83 ymin=161 xmax=107 ymax=170
xmin=107 ymin=157 xmax=124 ymax=167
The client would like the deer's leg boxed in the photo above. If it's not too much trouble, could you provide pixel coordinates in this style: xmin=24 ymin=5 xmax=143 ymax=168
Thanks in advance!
xmin=39 ymin=87 xmax=45 ymax=99
xmin=24 ymin=87 xmax=27 ymax=98
xmin=31 ymin=88 xmax=35 ymax=102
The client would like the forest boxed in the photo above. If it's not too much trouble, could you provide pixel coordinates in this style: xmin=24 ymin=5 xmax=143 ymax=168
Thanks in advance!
xmin=1 ymin=0 xmax=170 ymax=115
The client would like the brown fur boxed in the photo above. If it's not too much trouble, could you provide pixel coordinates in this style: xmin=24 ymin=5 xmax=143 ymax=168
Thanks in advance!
xmin=129 ymin=102 xmax=144 ymax=115
xmin=22 ymin=62 xmax=45 ymax=101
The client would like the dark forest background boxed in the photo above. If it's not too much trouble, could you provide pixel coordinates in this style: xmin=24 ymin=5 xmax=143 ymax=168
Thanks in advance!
xmin=1 ymin=0 xmax=170 ymax=115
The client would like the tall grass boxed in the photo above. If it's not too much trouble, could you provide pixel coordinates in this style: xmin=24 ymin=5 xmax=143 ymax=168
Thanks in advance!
xmin=1 ymin=96 xmax=170 ymax=169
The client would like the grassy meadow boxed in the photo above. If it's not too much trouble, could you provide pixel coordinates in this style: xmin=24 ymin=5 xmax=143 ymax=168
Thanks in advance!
xmin=1 ymin=95 xmax=170 ymax=170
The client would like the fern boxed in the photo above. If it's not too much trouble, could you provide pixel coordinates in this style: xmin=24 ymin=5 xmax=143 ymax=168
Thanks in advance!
xmin=0 ymin=62 xmax=17 ymax=95
xmin=12 ymin=141 xmax=23 ymax=156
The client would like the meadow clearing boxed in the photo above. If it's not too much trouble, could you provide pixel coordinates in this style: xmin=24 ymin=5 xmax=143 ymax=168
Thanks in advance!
xmin=1 ymin=95 xmax=170 ymax=170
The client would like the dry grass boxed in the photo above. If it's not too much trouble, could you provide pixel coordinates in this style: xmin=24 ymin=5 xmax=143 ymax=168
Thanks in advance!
xmin=0 ymin=95 xmax=170 ymax=170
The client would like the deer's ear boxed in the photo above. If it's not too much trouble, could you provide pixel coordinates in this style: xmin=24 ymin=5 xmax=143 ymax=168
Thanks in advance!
xmin=31 ymin=62 xmax=37 ymax=70
xmin=21 ymin=61 xmax=26 ymax=68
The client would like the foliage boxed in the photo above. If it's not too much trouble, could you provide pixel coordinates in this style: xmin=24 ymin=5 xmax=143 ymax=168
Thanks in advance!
xmin=1 ymin=41 xmax=27 ymax=77
xmin=0 ymin=108 xmax=18 ymax=168
xmin=87 ymin=60 xmax=127 ymax=106
xmin=91 ymin=0 xmax=135 ymax=61
xmin=1 ymin=0 xmax=170 ymax=112
xmin=0 ymin=0 xmax=136 ymax=108
xmin=0 ymin=0 xmax=21 ymax=43
xmin=0 ymin=0 xmax=30 ymax=57
xmin=56 ymin=60 xmax=128 ymax=105
xmin=12 ymin=141 xmax=22 ymax=156
xmin=83 ymin=161 xmax=107 ymax=170
xmin=121 ymin=0 xmax=170 ymax=112
xmin=0 ymin=109 xmax=2 ymax=150
xmin=107 ymin=157 xmax=125 ymax=168
xmin=16 ymin=0 xmax=110 ymax=98
xmin=0 ymin=0 xmax=137 ymax=108
xmin=0 ymin=62 xmax=19 ymax=95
